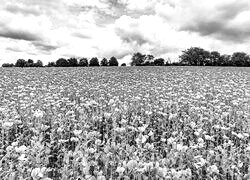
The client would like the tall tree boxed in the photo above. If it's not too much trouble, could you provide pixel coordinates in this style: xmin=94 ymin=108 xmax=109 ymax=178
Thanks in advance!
xmin=100 ymin=58 xmax=108 ymax=66
xmin=34 ymin=60 xmax=43 ymax=67
xmin=68 ymin=58 xmax=78 ymax=67
xmin=154 ymin=58 xmax=165 ymax=66
xmin=47 ymin=62 xmax=56 ymax=67
xmin=56 ymin=58 xmax=68 ymax=67
xmin=27 ymin=59 xmax=34 ymax=67
xmin=143 ymin=54 xmax=154 ymax=66
xmin=209 ymin=51 xmax=221 ymax=66
xmin=89 ymin=57 xmax=99 ymax=66
xmin=15 ymin=59 xmax=26 ymax=67
xmin=179 ymin=47 xmax=210 ymax=66
xmin=231 ymin=52 xmax=249 ymax=66
xmin=109 ymin=56 xmax=119 ymax=66
xmin=79 ymin=58 xmax=88 ymax=67
xmin=131 ymin=52 xmax=146 ymax=66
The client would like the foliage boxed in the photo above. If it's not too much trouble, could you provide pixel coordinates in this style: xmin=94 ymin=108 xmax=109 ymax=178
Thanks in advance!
xmin=15 ymin=59 xmax=26 ymax=67
xmin=109 ymin=57 xmax=119 ymax=66
xmin=179 ymin=47 xmax=250 ymax=66
xmin=79 ymin=58 xmax=89 ymax=67
xmin=154 ymin=58 xmax=165 ymax=66
xmin=67 ymin=58 xmax=78 ymax=67
xmin=89 ymin=57 xmax=100 ymax=66
xmin=101 ymin=58 xmax=108 ymax=66
xmin=56 ymin=58 xmax=69 ymax=67
xmin=2 ymin=63 xmax=14 ymax=67
xmin=131 ymin=52 xmax=146 ymax=66
xmin=0 ymin=67 xmax=249 ymax=179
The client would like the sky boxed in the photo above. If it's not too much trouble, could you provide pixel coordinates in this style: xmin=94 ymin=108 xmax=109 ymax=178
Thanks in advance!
xmin=1 ymin=0 xmax=250 ymax=65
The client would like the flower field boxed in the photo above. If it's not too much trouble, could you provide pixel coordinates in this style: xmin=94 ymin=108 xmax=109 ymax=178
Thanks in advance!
xmin=0 ymin=67 xmax=249 ymax=180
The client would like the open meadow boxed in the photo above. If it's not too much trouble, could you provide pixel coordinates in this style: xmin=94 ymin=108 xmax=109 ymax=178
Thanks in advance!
xmin=0 ymin=67 xmax=249 ymax=180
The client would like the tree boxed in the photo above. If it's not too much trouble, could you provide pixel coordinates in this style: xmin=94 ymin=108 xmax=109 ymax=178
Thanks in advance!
xmin=2 ymin=63 xmax=14 ymax=67
xmin=79 ymin=58 xmax=88 ymax=67
xmin=209 ymin=51 xmax=221 ymax=66
xmin=68 ymin=58 xmax=78 ymax=67
xmin=121 ymin=63 xmax=126 ymax=66
xmin=218 ymin=54 xmax=231 ymax=66
xmin=26 ymin=59 xmax=34 ymax=67
xmin=100 ymin=58 xmax=108 ymax=66
xmin=179 ymin=47 xmax=210 ymax=66
xmin=56 ymin=58 xmax=68 ymax=67
xmin=34 ymin=60 xmax=43 ymax=67
xmin=231 ymin=52 xmax=249 ymax=66
xmin=154 ymin=58 xmax=165 ymax=66
xmin=143 ymin=54 xmax=154 ymax=66
xmin=15 ymin=59 xmax=26 ymax=67
xmin=47 ymin=62 xmax=56 ymax=67
xmin=109 ymin=56 xmax=119 ymax=66
xmin=89 ymin=57 xmax=99 ymax=66
xmin=131 ymin=52 xmax=146 ymax=66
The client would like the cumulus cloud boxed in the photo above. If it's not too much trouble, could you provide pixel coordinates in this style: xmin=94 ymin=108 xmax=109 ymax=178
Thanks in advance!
xmin=1 ymin=0 xmax=250 ymax=64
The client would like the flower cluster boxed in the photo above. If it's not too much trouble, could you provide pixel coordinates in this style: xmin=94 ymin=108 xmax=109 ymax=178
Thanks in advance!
xmin=0 ymin=67 xmax=249 ymax=179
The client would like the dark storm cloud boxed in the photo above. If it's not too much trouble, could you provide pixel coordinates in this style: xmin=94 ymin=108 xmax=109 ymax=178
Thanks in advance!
xmin=180 ymin=1 xmax=250 ymax=42
xmin=0 ymin=28 xmax=41 ymax=41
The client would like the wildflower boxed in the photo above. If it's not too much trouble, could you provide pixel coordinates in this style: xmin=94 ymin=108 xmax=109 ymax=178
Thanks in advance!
xmin=70 ymin=137 xmax=79 ymax=142
xmin=190 ymin=122 xmax=196 ymax=129
xmin=167 ymin=137 xmax=175 ymax=144
xmin=127 ymin=160 xmax=137 ymax=170
xmin=204 ymin=135 xmax=213 ymax=141
xmin=73 ymin=129 xmax=82 ymax=136
xmin=148 ymin=131 xmax=154 ymax=136
xmin=11 ymin=141 xmax=18 ymax=147
xmin=207 ymin=165 xmax=219 ymax=174
xmin=18 ymin=154 xmax=28 ymax=161
xmin=15 ymin=145 xmax=27 ymax=153
xmin=2 ymin=121 xmax=14 ymax=129
xmin=34 ymin=109 xmax=44 ymax=118
xmin=6 ymin=145 xmax=13 ymax=152
xmin=31 ymin=167 xmax=47 ymax=179
xmin=116 ymin=166 xmax=125 ymax=174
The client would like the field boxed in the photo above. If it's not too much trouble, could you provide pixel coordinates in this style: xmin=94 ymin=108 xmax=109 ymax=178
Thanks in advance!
xmin=0 ymin=67 xmax=249 ymax=180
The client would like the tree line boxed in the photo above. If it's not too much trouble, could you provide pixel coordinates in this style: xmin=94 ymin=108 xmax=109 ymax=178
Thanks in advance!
xmin=2 ymin=47 xmax=250 ymax=67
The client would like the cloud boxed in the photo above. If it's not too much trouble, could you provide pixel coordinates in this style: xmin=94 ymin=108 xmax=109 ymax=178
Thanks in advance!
xmin=32 ymin=41 xmax=60 ymax=52
xmin=159 ymin=0 xmax=250 ymax=43
xmin=5 ymin=4 xmax=40 ymax=16
xmin=0 ymin=28 xmax=41 ymax=41
xmin=1 ymin=0 xmax=250 ymax=65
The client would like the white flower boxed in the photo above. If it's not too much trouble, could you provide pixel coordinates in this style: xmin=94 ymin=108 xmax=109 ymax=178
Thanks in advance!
xmin=167 ymin=137 xmax=175 ymax=144
xmin=190 ymin=122 xmax=196 ymax=129
xmin=207 ymin=165 xmax=219 ymax=174
xmin=34 ymin=109 xmax=44 ymax=118
xmin=15 ymin=145 xmax=27 ymax=153
xmin=2 ymin=121 xmax=14 ymax=129
xmin=204 ymin=135 xmax=213 ymax=141
xmin=73 ymin=129 xmax=82 ymax=136
xmin=31 ymin=167 xmax=46 ymax=179
xmin=6 ymin=145 xmax=13 ymax=152
xmin=11 ymin=141 xmax=18 ymax=147
xmin=18 ymin=154 xmax=27 ymax=161
xmin=116 ymin=166 xmax=125 ymax=174
xmin=148 ymin=131 xmax=154 ymax=136
xmin=127 ymin=160 xmax=137 ymax=170
xmin=70 ymin=137 xmax=79 ymax=142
